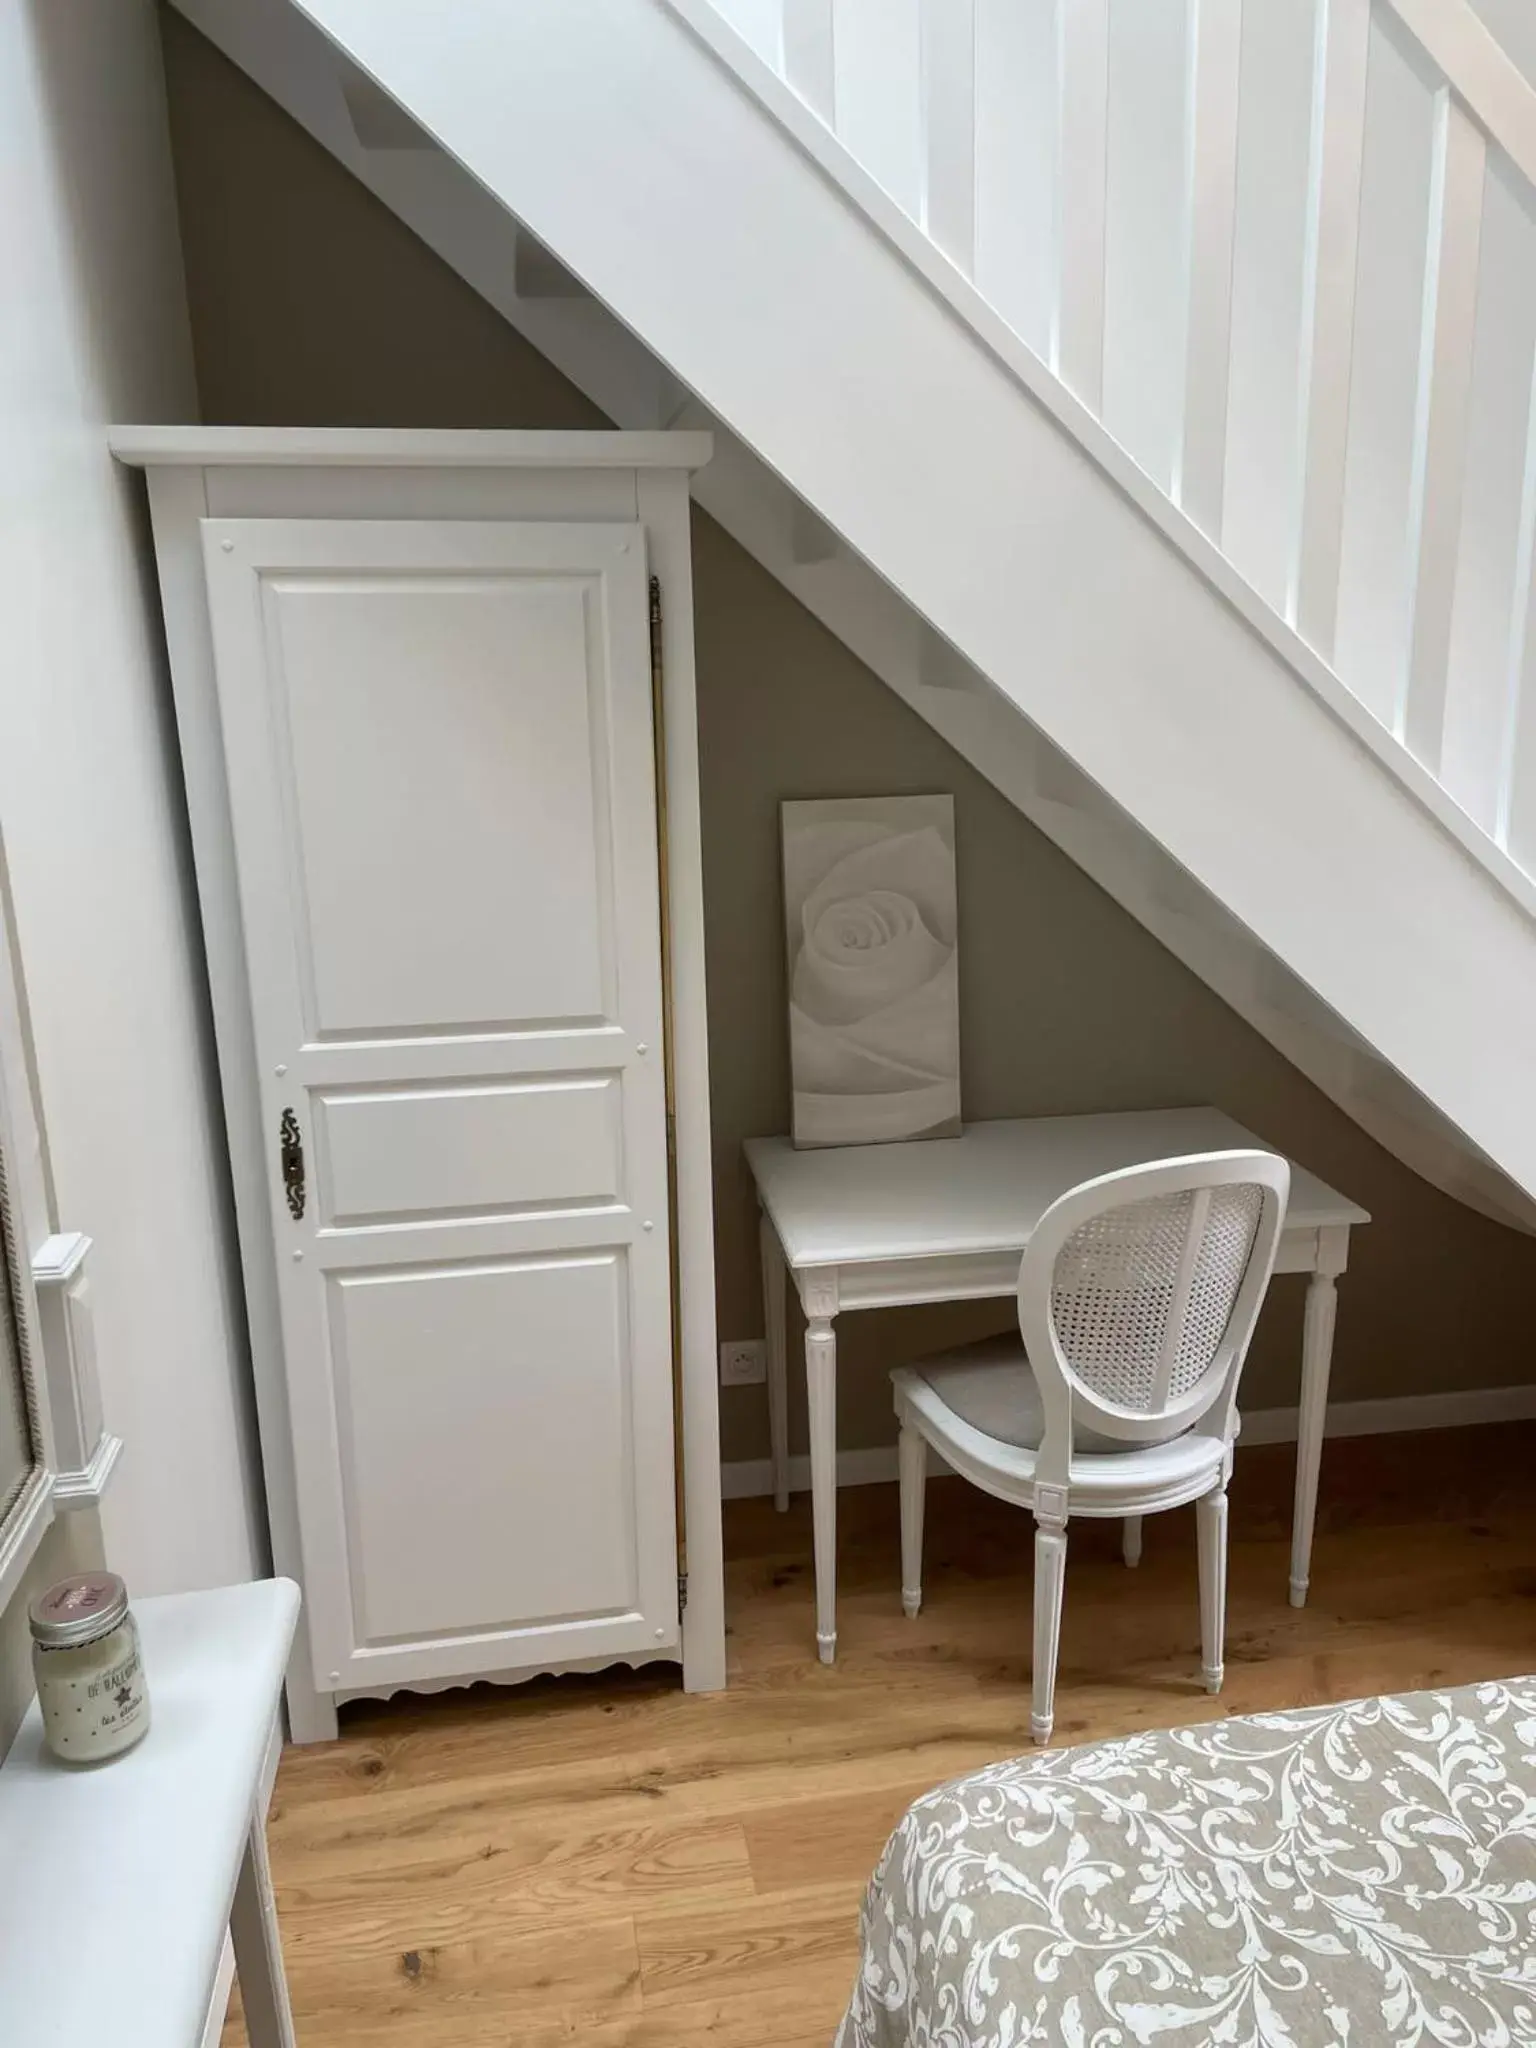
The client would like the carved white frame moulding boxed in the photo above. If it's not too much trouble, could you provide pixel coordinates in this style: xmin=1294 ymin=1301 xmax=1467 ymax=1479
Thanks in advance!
xmin=0 ymin=835 xmax=120 ymax=1615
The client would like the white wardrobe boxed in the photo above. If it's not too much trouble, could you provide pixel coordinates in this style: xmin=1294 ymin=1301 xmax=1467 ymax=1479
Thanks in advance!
xmin=116 ymin=430 xmax=722 ymax=1741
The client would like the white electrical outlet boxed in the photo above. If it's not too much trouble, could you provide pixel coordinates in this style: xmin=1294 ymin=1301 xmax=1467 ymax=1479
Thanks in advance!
xmin=719 ymin=1338 xmax=767 ymax=1387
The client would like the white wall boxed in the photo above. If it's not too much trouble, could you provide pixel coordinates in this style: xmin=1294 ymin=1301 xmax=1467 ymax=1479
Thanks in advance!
xmin=0 ymin=0 xmax=260 ymax=1594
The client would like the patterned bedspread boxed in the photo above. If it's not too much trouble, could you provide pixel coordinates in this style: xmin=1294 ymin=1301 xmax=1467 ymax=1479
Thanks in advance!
xmin=838 ymin=1678 xmax=1536 ymax=2047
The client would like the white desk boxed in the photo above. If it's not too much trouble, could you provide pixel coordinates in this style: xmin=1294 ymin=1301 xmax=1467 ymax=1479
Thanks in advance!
xmin=746 ymin=1108 xmax=1369 ymax=1662
xmin=0 ymin=1577 xmax=301 ymax=2047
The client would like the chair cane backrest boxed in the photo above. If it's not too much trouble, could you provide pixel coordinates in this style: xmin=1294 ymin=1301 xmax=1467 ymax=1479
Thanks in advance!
xmin=1017 ymin=1150 xmax=1289 ymax=1480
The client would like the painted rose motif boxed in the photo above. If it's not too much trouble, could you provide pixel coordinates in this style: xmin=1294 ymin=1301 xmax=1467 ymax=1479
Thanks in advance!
xmin=781 ymin=796 xmax=961 ymax=1147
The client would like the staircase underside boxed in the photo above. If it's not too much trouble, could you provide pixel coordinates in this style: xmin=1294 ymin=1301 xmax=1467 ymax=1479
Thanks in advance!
xmin=172 ymin=0 xmax=1536 ymax=1231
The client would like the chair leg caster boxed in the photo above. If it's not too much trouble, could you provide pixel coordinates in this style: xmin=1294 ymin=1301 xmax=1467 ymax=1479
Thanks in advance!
xmin=1203 ymin=1663 xmax=1224 ymax=1695
xmin=901 ymin=1590 xmax=921 ymax=1619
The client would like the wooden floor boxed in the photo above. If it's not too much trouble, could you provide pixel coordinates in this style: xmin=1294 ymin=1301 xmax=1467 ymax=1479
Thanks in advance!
xmin=229 ymin=1424 xmax=1536 ymax=2046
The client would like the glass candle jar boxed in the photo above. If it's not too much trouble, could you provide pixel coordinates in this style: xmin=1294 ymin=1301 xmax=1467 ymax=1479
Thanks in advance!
xmin=28 ymin=1571 xmax=150 ymax=1764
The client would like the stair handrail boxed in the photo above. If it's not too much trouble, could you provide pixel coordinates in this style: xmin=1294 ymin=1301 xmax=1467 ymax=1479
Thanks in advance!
xmin=1385 ymin=0 xmax=1536 ymax=188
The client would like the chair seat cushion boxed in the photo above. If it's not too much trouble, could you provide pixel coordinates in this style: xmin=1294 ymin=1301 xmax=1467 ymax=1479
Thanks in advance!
xmin=910 ymin=1335 xmax=1141 ymax=1453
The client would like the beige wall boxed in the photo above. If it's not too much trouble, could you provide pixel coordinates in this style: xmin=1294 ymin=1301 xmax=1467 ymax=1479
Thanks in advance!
xmin=160 ymin=11 xmax=1536 ymax=1473
xmin=0 ymin=0 xmax=260 ymax=1613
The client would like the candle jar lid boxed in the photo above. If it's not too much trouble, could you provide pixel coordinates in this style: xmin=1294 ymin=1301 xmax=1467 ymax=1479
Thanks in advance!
xmin=28 ymin=1572 xmax=130 ymax=1649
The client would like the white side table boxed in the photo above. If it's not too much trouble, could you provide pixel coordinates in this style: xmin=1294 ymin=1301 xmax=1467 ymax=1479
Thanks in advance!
xmin=0 ymin=1577 xmax=301 ymax=2046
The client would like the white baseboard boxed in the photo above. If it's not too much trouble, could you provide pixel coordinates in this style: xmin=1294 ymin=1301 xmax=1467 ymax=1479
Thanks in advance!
xmin=719 ymin=1384 xmax=1536 ymax=1500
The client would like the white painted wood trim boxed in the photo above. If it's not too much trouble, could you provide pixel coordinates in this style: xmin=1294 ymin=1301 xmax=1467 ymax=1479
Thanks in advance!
xmin=138 ymin=462 xmax=333 ymax=1747
xmin=49 ymin=1430 xmax=123 ymax=1510
xmin=0 ymin=829 xmax=57 ymax=1611
xmin=110 ymin=426 xmax=714 ymax=470
xmin=640 ymin=468 xmax=726 ymax=1694
xmin=656 ymin=0 xmax=1536 ymax=929
xmin=1384 ymin=0 xmax=1536 ymax=191
xmin=29 ymin=1231 xmax=118 ymax=1509
xmin=720 ymin=1381 xmax=1536 ymax=1497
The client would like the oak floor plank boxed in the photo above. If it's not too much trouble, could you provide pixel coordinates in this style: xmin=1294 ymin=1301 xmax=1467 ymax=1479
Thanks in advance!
xmin=226 ymin=1424 xmax=1536 ymax=2046
xmin=633 ymin=1881 xmax=859 ymax=2009
xmin=743 ymin=1784 xmax=930 ymax=1893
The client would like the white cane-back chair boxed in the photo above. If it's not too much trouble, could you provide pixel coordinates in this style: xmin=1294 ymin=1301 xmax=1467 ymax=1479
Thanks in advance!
xmin=891 ymin=1150 xmax=1289 ymax=1743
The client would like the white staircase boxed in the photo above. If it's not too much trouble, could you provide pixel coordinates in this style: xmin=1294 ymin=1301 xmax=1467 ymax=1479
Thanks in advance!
xmin=172 ymin=0 xmax=1536 ymax=1224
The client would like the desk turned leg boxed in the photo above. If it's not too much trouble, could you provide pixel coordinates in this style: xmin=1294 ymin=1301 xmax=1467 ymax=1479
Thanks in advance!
xmin=805 ymin=1310 xmax=838 ymax=1664
xmin=1291 ymin=1248 xmax=1344 ymax=1608
xmin=230 ymin=1812 xmax=297 ymax=2048
xmin=760 ymin=1213 xmax=790 ymax=1513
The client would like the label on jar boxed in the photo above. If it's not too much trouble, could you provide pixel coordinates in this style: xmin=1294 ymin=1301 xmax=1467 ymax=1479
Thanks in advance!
xmin=37 ymin=1626 xmax=150 ymax=1762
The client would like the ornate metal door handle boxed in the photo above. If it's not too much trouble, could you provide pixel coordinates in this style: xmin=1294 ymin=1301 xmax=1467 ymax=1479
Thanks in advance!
xmin=279 ymin=1108 xmax=305 ymax=1221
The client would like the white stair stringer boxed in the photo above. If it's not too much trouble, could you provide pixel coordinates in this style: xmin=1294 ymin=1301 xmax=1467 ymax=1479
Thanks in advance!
xmin=169 ymin=0 xmax=1536 ymax=1228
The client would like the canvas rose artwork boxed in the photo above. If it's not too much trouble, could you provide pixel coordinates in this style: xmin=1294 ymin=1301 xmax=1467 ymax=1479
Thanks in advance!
xmin=781 ymin=795 xmax=961 ymax=1147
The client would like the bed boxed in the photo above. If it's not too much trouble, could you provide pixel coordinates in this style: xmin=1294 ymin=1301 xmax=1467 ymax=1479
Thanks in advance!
xmin=838 ymin=1677 xmax=1536 ymax=2047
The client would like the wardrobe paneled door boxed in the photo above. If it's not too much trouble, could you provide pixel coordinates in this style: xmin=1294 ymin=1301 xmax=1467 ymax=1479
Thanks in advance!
xmin=201 ymin=517 xmax=678 ymax=1693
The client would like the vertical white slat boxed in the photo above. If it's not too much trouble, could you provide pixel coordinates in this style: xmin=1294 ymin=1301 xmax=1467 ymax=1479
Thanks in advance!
xmin=706 ymin=0 xmax=785 ymax=72
xmin=783 ymin=0 xmax=835 ymax=123
xmin=1222 ymin=0 xmax=1323 ymax=615
xmin=1443 ymin=155 xmax=1536 ymax=838
xmin=1176 ymin=0 xmax=1243 ymax=539
xmin=921 ymin=0 xmax=976 ymax=275
xmin=1290 ymin=0 xmax=1371 ymax=657
xmin=1401 ymin=94 xmax=1485 ymax=769
xmin=1102 ymin=0 xmax=1196 ymax=492
xmin=1333 ymin=9 xmax=1439 ymax=732
xmin=1499 ymin=357 xmax=1536 ymax=867
xmin=834 ymin=0 xmax=924 ymax=222
xmin=973 ymin=0 xmax=1060 ymax=362
xmin=1055 ymin=0 xmax=1111 ymax=410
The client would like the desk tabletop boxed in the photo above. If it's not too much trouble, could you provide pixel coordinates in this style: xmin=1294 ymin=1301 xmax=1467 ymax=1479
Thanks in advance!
xmin=0 ymin=1576 xmax=299 ymax=2047
xmin=745 ymin=1107 xmax=1369 ymax=1269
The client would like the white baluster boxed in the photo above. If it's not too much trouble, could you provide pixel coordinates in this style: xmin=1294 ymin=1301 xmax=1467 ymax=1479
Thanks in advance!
xmin=920 ymin=0 xmax=976 ymax=276
xmin=1223 ymin=0 xmax=1323 ymax=616
xmin=1496 ymin=357 xmax=1536 ymax=864
xmin=833 ymin=0 xmax=924 ymax=223
xmin=1291 ymin=0 xmax=1371 ymax=658
xmin=1055 ymin=0 xmax=1110 ymax=411
xmin=1402 ymin=93 xmax=1485 ymax=770
xmin=783 ymin=0 xmax=835 ymax=123
xmin=973 ymin=0 xmax=1060 ymax=362
xmin=1177 ymin=0 xmax=1243 ymax=539
xmin=1102 ymin=0 xmax=1196 ymax=490
xmin=1441 ymin=159 xmax=1536 ymax=837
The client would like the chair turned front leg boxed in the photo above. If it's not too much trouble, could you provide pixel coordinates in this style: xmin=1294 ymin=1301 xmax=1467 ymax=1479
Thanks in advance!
xmin=898 ymin=1422 xmax=927 ymax=1618
xmin=1122 ymin=1516 xmax=1143 ymax=1568
xmin=1197 ymin=1485 xmax=1228 ymax=1694
xmin=1031 ymin=1500 xmax=1069 ymax=1746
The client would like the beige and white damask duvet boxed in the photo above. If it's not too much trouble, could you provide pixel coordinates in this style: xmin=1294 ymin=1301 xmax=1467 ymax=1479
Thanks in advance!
xmin=838 ymin=1679 xmax=1536 ymax=2047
